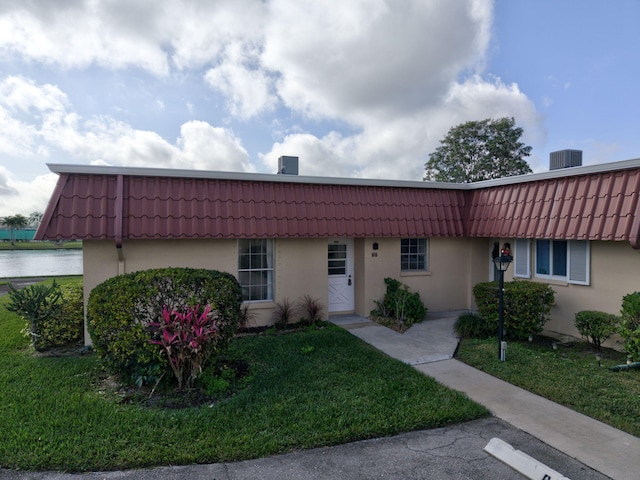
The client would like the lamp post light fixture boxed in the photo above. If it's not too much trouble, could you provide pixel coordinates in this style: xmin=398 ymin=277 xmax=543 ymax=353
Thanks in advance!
xmin=493 ymin=243 xmax=513 ymax=361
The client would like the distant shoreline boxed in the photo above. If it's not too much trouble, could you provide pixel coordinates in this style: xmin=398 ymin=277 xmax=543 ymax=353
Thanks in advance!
xmin=0 ymin=241 xmax=82 ymax=251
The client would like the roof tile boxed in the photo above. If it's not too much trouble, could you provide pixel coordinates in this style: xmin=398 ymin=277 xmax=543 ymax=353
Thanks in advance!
xmin=36 ymin=166 xmax=640 ymax=246
xmin=37 ymin=174 xmax=467 ymax=240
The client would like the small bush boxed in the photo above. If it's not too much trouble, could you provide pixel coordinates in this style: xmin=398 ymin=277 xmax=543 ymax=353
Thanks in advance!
xmin=473 ymin=280 xmax=555 ymax=341
xmin=574 ymin=310 xmax=619 ymax=349
xmin=620 ymin=292 xmax=640 ymax=359
xmin=454 ymin=312 xmax=494 ymax=339
xmin=370 ymin=277 xmax=427 ymax=328
xmin=7 ymin=280 xmax=83 ymax=351
xmin=87 ymin=268 xmax=243 ymax=385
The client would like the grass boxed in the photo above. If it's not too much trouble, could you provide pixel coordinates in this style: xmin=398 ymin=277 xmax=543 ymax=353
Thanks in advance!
xmin=0 ymin=241 xmax=82 ymax=250
xmin=0 ymin=294 xmax=488 ymax=472
xmin=457 ymin=337 xmax=640 ymax=437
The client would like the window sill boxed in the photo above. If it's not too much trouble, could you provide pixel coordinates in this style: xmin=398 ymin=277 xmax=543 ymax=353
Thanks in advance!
xmin=531 ymin=276 xmax=569 ymax=287
xmin=400 ymin=270 xmax=431 ymax=277
xmin=242 ymin=301 xmax=276 ymax=309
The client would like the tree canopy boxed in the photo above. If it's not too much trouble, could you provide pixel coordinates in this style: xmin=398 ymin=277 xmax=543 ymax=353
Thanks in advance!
xmin=424 ymin=117 xmax=532 ymax=183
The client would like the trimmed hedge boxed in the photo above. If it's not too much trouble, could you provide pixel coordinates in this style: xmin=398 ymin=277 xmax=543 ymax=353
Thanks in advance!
xmin=620 ymin=292 xmax=640 ymax=359
xmin=87 ymin=268 xmax=243 ymax=383
xmin=473 ymin=280 xmax=555 ymax=341
xmin=574 ymin=310 xmax=619 ymax=349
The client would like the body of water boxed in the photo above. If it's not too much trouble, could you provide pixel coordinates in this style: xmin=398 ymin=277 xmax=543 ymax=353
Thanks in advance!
xmin=0 ymin=249 xmax=83 ymax=278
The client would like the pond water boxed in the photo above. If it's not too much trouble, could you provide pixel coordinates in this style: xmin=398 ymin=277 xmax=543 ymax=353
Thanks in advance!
xmin=0 ymin=249 xmax=83 ymax=278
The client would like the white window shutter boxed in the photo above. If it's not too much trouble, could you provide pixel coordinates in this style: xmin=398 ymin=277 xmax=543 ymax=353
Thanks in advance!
xmin=568 ymin=240 xmax=590 ymax=285
xmin=514 ymin=239 xmax=530 ymax=278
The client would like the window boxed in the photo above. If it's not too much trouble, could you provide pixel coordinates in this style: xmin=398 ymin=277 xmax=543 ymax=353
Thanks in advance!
xmin=536 ymin=240 xmax=567 ymax=277
xmin=238 ymin=239 xmax=274 ymax=301
xmin=533 ymin=239 xmax=590 ymax=285
xmin=328 ymin=244 xmax=347 ymax=275
xmin=401 ymin=238 xmax=428 ymax=271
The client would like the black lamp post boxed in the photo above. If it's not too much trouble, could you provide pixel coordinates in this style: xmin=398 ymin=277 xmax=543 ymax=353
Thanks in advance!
xmin=493 ymin=243 xmax=513 ymax=361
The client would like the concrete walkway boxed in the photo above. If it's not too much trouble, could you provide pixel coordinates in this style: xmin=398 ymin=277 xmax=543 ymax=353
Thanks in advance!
xmin=332 ymin=314 xmax=640 ymax=480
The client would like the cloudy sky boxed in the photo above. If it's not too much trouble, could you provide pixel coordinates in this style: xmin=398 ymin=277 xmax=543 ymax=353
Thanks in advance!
xmin=0 ymin=0 xmax=639 ymax=216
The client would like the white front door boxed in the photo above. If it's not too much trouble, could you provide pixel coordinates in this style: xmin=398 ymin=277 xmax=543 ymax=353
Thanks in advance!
xmin=328 ymin=239 xmax=354 ymax=312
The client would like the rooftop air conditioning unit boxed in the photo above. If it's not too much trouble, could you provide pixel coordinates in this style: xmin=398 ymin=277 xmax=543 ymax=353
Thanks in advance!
xmin=277 ymin=156 xmax=299 ymax=175
xmin=550 ymin=150 xmax=582 ymax=170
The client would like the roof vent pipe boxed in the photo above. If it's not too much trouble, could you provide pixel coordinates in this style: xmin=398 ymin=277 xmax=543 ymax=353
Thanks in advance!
xmin=550 ymin=150 xmax=582 ymax=170
xmin=277 ymin=156 xmax=299 ymax=175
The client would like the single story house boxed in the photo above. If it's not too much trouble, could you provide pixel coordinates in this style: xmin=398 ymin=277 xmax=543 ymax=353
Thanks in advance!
xmin=35 ymin=154 xmax=640 ymax=345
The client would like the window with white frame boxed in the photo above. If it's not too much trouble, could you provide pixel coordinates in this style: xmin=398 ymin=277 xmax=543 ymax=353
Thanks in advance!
xmin=515 ymin=239 xmax=590 ymax=285
xmin=238 ymin=239 xmax=274 ymax=301
xmin=401 ymin=238 xmax=428 ymax=271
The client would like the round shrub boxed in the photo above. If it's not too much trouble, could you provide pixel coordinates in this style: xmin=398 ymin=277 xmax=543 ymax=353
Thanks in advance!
xmin=472 ymin=280 xmax=555 ymax=341
xmin=454 ymin=312 xmax=494 ymax=339
xmin=574 ymin=310 xmax=619 ymax=349
xmin=87 ymin=268 xmax=243 ymax=383
xmin=620 ymin=292 xmax=640 ymax=359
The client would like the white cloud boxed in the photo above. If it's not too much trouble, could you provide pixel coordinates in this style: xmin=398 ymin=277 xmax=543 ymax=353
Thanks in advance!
xmin=0 ymin=0 xmax=267 ymax=76
xmin=204 ymin=43 xmax=277 ymax=119
xmin=0 ymin=166 xmax=18 ymax=196
xmin=0 ymin=1 xmax=170 ymax=75
xmin=262 ymin=0 xmax=492 ymax=122
xmin=0 ymin=168 xmax=57 ymax=216
xmin=177 ymin=121 xmax=252 ymax=171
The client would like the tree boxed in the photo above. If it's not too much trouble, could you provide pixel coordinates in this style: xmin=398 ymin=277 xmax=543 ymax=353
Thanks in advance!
xmin=28 ymin=211 xmax=43 ymax=228
xmin=1 ymin=214 xmax=29 ymax=244
xmin=424 ymin=117 xmax=532 ymax=183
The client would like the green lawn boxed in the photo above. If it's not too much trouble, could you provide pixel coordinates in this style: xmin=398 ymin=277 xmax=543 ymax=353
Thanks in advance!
xmin=0 ymin=241 xmax=82 ymax=250
xmin=0 ymin=294 xmax=488 ymax=473
xmin=457 ymin=337 xmax=640 ymax=437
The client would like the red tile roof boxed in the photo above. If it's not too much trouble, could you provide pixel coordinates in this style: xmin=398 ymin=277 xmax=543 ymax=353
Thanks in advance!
xmin=467 ymin=168 xmax=640 ymax=246
xmin=36 ymin=171 xmax=467 ymax=240
xmin=35 ymin=161 xmax=640 ymax=248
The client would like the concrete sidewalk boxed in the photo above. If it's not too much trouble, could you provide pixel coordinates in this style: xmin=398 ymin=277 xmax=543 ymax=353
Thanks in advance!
xmin=333 ymin=314 xmax=640 ymax=480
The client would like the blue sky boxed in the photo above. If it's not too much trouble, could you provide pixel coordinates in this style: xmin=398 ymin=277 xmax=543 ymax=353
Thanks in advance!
xmin=0 ymin=0 xmax=638 ymax=216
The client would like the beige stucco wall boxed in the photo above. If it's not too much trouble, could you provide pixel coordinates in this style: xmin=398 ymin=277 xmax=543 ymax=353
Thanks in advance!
xmin=353 ymin=237 xmax=488 ymax=318
xmin=82 ymin=238 xmax=329 ymax=343
xmin=82 ymin=236 xmax=640 ymax=350
xmin=541 ymin=241 xmax=640 ymax=342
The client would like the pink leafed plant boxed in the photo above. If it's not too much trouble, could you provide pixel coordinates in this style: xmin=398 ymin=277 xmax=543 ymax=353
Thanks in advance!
xmin=149 ymin=304 xmax=219 ymax=389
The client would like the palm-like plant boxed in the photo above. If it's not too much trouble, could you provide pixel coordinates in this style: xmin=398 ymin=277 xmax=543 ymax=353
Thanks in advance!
xmin=1 ymin=214 xmax=29 ymax=244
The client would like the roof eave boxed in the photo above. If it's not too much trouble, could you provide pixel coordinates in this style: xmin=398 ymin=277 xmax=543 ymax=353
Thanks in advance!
xmin=45 ymin=163 xmax=465 ymax=190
